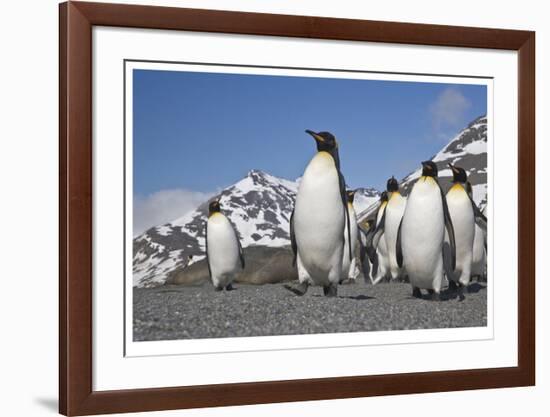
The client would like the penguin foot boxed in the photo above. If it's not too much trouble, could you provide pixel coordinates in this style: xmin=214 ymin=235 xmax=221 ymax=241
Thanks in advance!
xmin=225 ymin=283 xmax=234 ymax=291
xmin=412 ymin=287 xmax=422 ymax=298
xmin=457 ymin=285 xmax=466 ymax=302
xmin=431 ymin=292 xmax=441 ymax=302
xmin=283 ymin=282 xmax=309 ymax=296
xmin=214 ymin=286 xmax=223 ymax=292
xmin=323 ymin=284 xmax=338 ymax=297
xmin=448 ymin=280 xmax=458 ymax=291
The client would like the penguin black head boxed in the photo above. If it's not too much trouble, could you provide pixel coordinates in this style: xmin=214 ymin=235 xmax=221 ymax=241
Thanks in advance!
xmin=208 ymin=199 xmax=221 ymax=216
xmin=449 ymin=163 xmax=468 ymax=184
xmin=346 ymin=189 xmax=356 ymax=203
xmin=188 ymin=254 xmax=193 ymax=261
xmin=386 ymin=176 xmax=399 ymax=192
xmin=421 ymin=160 xmax=438 ymax=177
xmin=380 ymin=191 xmax=389 ymax=202
xmin=305 ymin=130 xmax=338 ymax=152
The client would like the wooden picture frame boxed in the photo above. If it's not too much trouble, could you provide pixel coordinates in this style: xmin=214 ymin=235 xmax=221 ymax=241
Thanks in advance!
xmin=59 ymin=1 xmax=535 ymax=415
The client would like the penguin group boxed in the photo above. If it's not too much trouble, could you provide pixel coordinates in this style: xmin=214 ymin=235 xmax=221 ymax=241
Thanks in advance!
xmin=364 ymin=160 xmax=487 ymax=301
xmin=204 ymin=129 xmax=487 ymax=301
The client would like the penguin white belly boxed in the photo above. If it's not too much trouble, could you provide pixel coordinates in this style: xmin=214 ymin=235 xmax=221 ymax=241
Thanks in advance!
xmin=294 ymin=152 xmax=344 ymax=286
xmin=371 ymin=202 xmax=389 ymax=283
xmin=471 ymin=222 xmax=486 ymax=278
xmin=207 ymin=213 xmax=240 ymax=289
xmin=446 ymin=186 xmax=475 ymax=286
xmin=384 ymin=194 xmax=406 ymax=280
xmin=372 ymin=235 xmax=390 ymax=284
xmin=341 ymin=204 xmax=358 ymax=280
xmin=401 ymin=178 xmax=445 ymax=290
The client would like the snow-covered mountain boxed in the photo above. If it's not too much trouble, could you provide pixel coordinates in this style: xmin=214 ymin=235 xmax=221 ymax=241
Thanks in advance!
xmin=353 ymin=187 xmax=381 ymax=214
xmin=357 ymin=115 xmax=488 ymax=221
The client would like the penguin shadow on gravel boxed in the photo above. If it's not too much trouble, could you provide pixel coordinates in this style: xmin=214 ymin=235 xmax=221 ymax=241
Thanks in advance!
xmin=465 ymin=282 xmax=487 ymax=293
xmin=308 ymin=292 xmax=376 ymax=301
xmin=441 ymin=282 xmax=487 ymax=300
xmin=339 ymin=293 xmax=376 ymax=301
xmin=399 ymin=272 xmax=487 ymax=302
xmin=403 ymin=287 xmax=464 ymax=302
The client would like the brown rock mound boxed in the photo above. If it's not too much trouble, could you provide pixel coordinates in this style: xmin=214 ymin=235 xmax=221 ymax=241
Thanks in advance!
xmin=167 ymin=245 xmax=298 ymax=286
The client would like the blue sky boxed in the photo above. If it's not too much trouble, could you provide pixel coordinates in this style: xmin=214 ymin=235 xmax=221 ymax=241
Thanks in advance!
xmin=132 ymin=68 xmax=486 ymax=233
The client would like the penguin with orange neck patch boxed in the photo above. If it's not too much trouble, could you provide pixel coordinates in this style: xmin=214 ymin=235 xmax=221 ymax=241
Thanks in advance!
xmin=396 ymin=161 xmax=456 ymax=300
xmin=367 ymin=191 xmax=391 ymax=285
xmin=368 ymin=176 xmax=407 ymax=282
xmin=286 ymin=130 xmax=351 ymax=297
xmin=205 ymin=199 xmax=245 ymax=291
xmin=444 ymin=164 xmax=487 ymax=299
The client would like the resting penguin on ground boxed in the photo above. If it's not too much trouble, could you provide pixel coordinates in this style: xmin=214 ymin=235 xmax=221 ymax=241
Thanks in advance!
xmin=341 ymin=189 xmax=360 ymax=283
xmin=285 ymin=130 xmax=351 ymax=297
xmin=366 ymin=192 xmax=391 ymax=285
xmin=444 ymin=165 xmax=488 ymax=297
xmin=396 ymin=161 xmax=456 ymax=301
xmin=205 ymin=199 xmax=245 ymax=291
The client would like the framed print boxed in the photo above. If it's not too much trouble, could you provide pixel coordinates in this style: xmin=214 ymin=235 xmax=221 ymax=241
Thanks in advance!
xmin=59 ymin=1 xmax=535 ymax=415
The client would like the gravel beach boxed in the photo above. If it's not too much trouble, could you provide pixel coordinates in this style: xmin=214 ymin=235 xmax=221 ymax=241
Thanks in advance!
xmin=133 ymin=281 xmax=487 ymax=341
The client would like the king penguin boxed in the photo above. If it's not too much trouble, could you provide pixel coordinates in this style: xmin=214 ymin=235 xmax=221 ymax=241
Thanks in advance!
xmin=369 ymin=176 xmax=407 ymax=281
xmin=205 ymin=199 xmax=245 ymax=291
xmin=396 ymin=161 xmax=456 ymax=300
xmin=358 ymin=218 xmax=375 ymax=283
xmin=444 ymin=164 xmax=488 ymax=297
xmin=285 ymin=130 xmax=351 ymax=297
xmin=471 ymin=203 xmax=487 ymax=282
xmin=341 ymin=189 xmax=359 ymax=283
xmin=367 ymin=192 xmax=391 ymax=285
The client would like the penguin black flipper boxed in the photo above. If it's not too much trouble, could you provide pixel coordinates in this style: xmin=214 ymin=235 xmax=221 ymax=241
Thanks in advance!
xmin=226 ymin=219 xmax=245 ymax=269
xmin=358 ymin=230 xmax=366 ymax=264
xmin=358 ymin=230 xmax=370 ymax=279
xmin=469 ymin=195 xmax=488 ymax=231
xmin=363 ymin=227 xmax=377 ymax=264
xmin=204 ymin=221 xmax=212 ymax=279
xmin=396 ymin=217 xmax=404 ymax=268
xmin=437 ymin=180 xmax=456 ymax=271
xmin=371 ymin=208 xmax=386 ymax=252
xmin=289 ymin=208 xmax=297 ymax=267
xmin=236 ymin=232 xmax=245 ymax=269
xmin=339 ymin=171 xmax=353 ymax=262
xmin=366 ymin=229 xmax=378 ymax=263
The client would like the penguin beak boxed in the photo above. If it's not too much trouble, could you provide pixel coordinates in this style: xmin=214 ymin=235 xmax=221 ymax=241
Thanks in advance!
xmin=305 ymin=129 xmax=325 ymax=143
xmin=448 ymin=163 xmax=459 ymax=174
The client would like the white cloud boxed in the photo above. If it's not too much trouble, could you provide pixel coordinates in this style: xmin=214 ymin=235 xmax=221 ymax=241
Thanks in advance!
xmin=430 ymin=87 xmax=471 ymax=139
xmin=133 ymin=189 xmax=213 ymax=236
